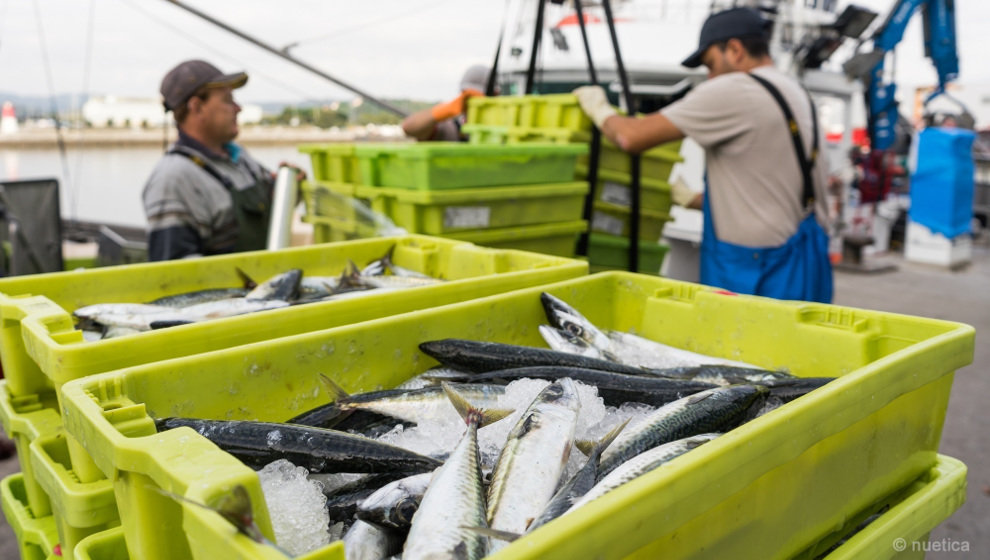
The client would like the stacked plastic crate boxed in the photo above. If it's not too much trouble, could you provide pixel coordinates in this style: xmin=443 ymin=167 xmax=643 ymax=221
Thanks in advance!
xmin=463 ymin=94 xmax=684 ymax=274
xmin=298 ymin=130 xmax=590 ymax=257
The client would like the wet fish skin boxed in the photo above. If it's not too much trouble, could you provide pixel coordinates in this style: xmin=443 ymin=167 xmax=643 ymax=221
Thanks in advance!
xmin=539 ymin=325 xmax=611 ymax=360
xmin=459 ymin=366 xmax=719 ymax=408
xmin=148 ymin=288 xmax=248 ymax=307
xmin=155 ymin=417 xmax=442 ymax=474
xmin=401 ymin=384 xmax=512 ymax=560
xmin=597 ymin=384 xmax=768 ymax=478
xmin=486 ymin=379 xmax=580 ymax=549
xmin=245 ymin=269 xmax=303 ymax=301
xmin=418 ymin=339 xmax=653 ymax=377
xmin=567 ymin=434 xmax=720 ymax=515
xmin=540 ymin=293 xmax=614 ymax=355
xmin=362 ymin=244 xmax=432 ymax=279
xmin=285 ymin=376 xmax=506 ymax=428
xmin=343 ymin=520 xmax=405 ymax=560
xmin=527 ymin=419 xmax=629 ymax=532
xmin=394 ymin=367 xmax=470 ymax=390
xmin=356 ymin=471 xmax=434 ymax=530
xmin=73 ymin=303 xmax=193 ymax=331
xmin=605 ymin=331 xmax=762 ymax=370
xmin=656 ymin=364 xmax=796 ymax=386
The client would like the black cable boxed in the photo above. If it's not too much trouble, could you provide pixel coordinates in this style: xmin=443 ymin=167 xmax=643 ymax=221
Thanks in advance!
xmin=574 ymin=0 xmax=602 ymax=257
xmin=602 ymin=0 xmax=641 ymax=272
xmin=525 ymin=0 xmax=548 ymax=94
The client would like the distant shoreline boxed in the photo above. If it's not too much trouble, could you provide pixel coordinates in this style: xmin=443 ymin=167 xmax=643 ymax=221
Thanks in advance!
xmin=0 ymin=125 xmax=406 ymax=148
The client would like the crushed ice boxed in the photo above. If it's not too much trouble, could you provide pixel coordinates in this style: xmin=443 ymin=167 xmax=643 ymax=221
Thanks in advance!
xmin=258 ymin=459 xmax=330 ymax=556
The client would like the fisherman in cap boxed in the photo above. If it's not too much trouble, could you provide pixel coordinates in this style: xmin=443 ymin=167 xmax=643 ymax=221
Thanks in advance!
xmin=574 ymin=7 xmax=833 ymax=303
xmin=401 ymin=64 xmax=494 ymax=141
xmin=143 ymin=59 xmax=277 ymax=261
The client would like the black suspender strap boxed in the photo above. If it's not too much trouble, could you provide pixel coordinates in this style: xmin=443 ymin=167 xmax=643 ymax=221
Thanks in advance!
xmin=168 ymin=146 xmax=238 ymax=192
xmin=748 ymin=73 xmax=819 ymax=211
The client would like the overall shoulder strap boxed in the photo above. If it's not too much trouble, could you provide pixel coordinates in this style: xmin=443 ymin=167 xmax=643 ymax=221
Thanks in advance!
xmin=169 ymin=146 xmax=237 ymax=192
xmin=748 ymin=72 xmax=819 ymax=210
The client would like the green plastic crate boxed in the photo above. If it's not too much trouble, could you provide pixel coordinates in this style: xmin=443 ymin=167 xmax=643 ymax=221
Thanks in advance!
xmin=587 ymin=233 xmax=669 ymax=275
xmin=463 ymin=124 xmax=590 ymax=146
xmin=577 ymin=165 xmax=673 ymax=214
xmin=354 ymin=182 xmax=589 ymax=234
xmin=304 ymin=215 xmax=382 ymax=243
xmin=580 ymin=141 xmax=684 ymax=182
xmin=0 ymin=385 xmax=61 ymax=518
xmin=1 ymin=473 xmax=61 ymax=560
xmin=460 ymin=123 xmax=510 ymax=144
xmin=354 ymin=142 xmax=586 ymax=190
xmin=299 ymin=180 xmax=371 ymax=225
xmin=30 ymin=430 xmax=119 ymax=560
xmin=59 ymin=272 xmax=973 ymax=560
xmin=591 ymin=200 xmax=672 ymax=241
xmin=466 ymin=94 xmax=591 ymax=131
xmin=296 ymin=144 xmax=361 ymax=184
xmin=812 ymin=454 xmax=967 ymax=560
xmin=445 ymin=220 xmax=587 ymax=257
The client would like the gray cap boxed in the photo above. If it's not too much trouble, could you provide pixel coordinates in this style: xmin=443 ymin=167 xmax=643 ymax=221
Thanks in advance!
xmin=459 ymin=64 xmax=490 ymax=93
xmin=160 ymin=59 xmax=248 ymax=111
xmin=681 ymin=7 xmax=771 ymax=68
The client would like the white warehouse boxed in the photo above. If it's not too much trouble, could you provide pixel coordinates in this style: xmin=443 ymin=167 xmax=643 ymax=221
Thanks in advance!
xmin=82 ymin=96 xmax=263 ymax=128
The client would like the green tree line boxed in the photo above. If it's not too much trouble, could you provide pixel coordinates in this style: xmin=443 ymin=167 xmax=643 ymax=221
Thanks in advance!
xmin=261 ymin=99 xmax=434 ymax=128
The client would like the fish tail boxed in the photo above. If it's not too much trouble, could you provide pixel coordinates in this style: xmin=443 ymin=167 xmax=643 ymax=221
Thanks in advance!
xmin=441 ymin=382 xmax=513 ymax=428
xmin=318 ymin=374 xmax=351 ymax=404
xmin=235 ymin=267 xmax=257 ymax=290
xmin=575 ymin=417 xmax=629 ymax=457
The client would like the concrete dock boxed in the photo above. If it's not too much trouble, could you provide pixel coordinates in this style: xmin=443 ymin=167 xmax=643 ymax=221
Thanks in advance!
xmin=0 ymin=238 xmax=986 ymax=558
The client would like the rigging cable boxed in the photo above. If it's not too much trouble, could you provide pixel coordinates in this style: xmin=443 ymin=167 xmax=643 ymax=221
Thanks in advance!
xmin=286 ymin=0 xmax=454 ymax=50
xmin=118 ymin=0 xmax=330 ymax=105
xmin=32 ymin=0 xmax=75 ymax=230
xmin=69 ymin=0 xmax=97 ymax=229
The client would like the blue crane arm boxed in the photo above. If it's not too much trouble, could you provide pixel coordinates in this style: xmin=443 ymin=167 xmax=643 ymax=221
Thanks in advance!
xmin=865 ymin=0 xmax=959 ymax=150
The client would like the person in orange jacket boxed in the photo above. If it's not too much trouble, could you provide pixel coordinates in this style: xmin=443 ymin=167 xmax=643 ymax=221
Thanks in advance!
xmin=401 ymin=64 xmax=492 ymax=142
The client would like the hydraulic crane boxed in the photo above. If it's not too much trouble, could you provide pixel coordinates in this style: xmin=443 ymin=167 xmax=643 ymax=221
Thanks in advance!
xmin=844 ymin=0 xmax=967 ymax=151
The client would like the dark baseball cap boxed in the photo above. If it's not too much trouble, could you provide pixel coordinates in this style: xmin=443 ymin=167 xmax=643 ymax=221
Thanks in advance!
xmin=160 ymin=60 xmax=248 ymax=111
xmin=681 ymin=7 xmax=771 ymax=68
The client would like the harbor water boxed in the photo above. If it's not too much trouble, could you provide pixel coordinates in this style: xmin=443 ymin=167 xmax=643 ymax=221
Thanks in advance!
xmin=0 ymin=144 xmax=315 ymax=229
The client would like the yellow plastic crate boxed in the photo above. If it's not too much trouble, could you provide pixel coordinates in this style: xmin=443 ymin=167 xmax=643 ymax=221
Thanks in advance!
xmin=74 ymin=526 xmax=129 ymax=560
xmin=811 ymin=454 xmax=966 ymax=560
xmin=0 ymin=385 xmax=61 ymax=518
xmin=1 ymin=473 xmax=60 ymax=560
xmin=466 ymin=94 xmax=591 ymax=131
xmin=59 ymin=272 xmax=972 ymax=560
xmin=0 ymin=236 xmax=585 ymax=400
xmin=30 ymin=430 xmax=119 ymax=560
xmin=354 ymin=182 xmax=589 ymax=234
xmin=296 ymin=143 xmax=361 ymax=184
xmin=462 ymin=124 xmax=590 ymax=146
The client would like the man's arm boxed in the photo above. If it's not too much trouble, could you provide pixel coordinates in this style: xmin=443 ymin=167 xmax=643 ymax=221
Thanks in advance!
xmin=573 ymin=86 xmax=686 ymax=153
xmin=401 ymin=89 xmax=482 ymax=141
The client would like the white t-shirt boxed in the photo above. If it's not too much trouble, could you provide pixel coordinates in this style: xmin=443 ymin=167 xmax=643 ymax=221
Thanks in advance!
xmin=663 ymin=65 xmax=830 ymax=247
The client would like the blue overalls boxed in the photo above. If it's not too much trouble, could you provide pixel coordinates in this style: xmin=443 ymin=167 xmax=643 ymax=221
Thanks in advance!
xmin=699 ymin=74 xmax=833 ymax=303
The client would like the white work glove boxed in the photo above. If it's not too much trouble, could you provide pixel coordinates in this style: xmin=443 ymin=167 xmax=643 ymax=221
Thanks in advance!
xmin=573 ymin=85 xmax=617 ymax=129
xmin=671 ymin=176 xmax=699 ymax=207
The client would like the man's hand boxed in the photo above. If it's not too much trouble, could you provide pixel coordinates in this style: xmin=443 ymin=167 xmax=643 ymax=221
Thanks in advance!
xmin=573 ymin=85 xmax=617 ymax=129
xmin=671 ymin=176 xmax=700 ymax=208
xmin=430 ymin=89 xmax=483 ymax=122
xmin=277 ymin=162 xmax=307 ymax=183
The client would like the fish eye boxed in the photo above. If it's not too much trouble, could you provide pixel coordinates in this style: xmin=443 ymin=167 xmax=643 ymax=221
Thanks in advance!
xmin=397 ymin=498 xmax=418 ymax=523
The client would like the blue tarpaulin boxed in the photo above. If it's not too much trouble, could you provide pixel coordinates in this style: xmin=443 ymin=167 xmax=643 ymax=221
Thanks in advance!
xmin=909 ymin=127 xmax=975 ymax=239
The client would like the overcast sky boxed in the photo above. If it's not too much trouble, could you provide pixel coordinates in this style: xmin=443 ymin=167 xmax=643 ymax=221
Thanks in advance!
xmin=1 ymin=0 xmax=988 ymax=107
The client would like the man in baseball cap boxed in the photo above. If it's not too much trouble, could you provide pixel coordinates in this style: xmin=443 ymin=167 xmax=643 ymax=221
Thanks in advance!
xmin=680 ymin=7 xmax=772 ymax=69
xmin=160 ymin=59 xmax=248 ymax=112
xmin=572 ymin=7 xmax=833 ymax=303
xmin=143 ymin=59 xmax=275 ymax=261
